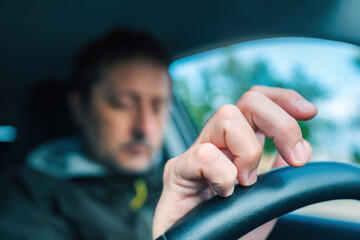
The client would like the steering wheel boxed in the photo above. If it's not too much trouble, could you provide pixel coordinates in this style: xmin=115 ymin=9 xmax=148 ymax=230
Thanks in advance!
xmin=155 ymin=162 xmax=360 ymax=240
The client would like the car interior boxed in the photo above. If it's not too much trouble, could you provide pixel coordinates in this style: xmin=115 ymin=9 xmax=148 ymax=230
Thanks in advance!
xmin=1 ymin=0 xmax=360 ymax=239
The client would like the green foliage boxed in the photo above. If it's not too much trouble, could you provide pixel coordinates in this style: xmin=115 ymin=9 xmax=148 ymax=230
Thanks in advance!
xmin=174 ymin=47 xmax=327 ymax=152
xmin=352 ymin=150 xmax=360 ymax=164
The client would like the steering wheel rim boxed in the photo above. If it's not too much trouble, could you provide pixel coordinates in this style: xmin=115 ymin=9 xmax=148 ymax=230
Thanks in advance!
xmin=156 ymin=162 xmax=360 ymax=240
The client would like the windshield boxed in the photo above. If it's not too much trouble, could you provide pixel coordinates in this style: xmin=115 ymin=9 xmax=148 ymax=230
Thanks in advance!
xmin=170 ymin=37 xmax=360 ymax=223
xmin=170 ymin=37 xmax=360 ymax=167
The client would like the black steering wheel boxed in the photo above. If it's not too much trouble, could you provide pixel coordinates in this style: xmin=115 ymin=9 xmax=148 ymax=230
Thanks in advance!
xmin=156 ymin=162 xmax=360 ymax=240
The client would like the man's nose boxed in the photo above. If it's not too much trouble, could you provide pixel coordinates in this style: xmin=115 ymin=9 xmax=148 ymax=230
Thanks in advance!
xmin=133 ymin=102 xmax=156 ymax=138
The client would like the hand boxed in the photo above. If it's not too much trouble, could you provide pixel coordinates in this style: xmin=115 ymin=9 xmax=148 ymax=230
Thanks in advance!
xmin=152 ymin=86 xmax=317 ymax=239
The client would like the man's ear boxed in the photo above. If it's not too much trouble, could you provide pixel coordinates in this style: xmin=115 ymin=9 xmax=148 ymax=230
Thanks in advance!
xmin=68 ymin=91 xmax=86 ymax=127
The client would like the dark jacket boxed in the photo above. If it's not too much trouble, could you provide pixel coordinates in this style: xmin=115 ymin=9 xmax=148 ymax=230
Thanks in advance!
xmin=0 ymin=136 xmax=164 ymax=240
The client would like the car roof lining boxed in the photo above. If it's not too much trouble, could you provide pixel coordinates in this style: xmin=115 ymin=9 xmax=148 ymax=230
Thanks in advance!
xmin=1 ymin=0 xmax=358 ymax=82
xmin=0 ymin=0 xmax=359 ymax=125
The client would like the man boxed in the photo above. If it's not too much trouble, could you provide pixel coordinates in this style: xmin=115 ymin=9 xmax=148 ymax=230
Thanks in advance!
xmin=1 ymin=28 xmax=171 ymax=240
xmin=0 ymin=28 xmax=317 ymax=240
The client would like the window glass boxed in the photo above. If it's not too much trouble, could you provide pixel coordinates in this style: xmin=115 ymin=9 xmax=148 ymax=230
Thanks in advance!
xmin=170 ymin=37 xmax=360 ymax=166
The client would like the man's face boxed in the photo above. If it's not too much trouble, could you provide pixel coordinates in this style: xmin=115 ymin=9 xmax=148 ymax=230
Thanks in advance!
xmin=80 ymin=59 xmax=171 ymax=173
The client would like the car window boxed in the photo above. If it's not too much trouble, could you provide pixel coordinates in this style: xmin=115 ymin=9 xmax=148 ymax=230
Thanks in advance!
xmin=170 ymin=37 xmax=360 ymax=223
xmin=170 ymin=37 xmax=360 ymax=167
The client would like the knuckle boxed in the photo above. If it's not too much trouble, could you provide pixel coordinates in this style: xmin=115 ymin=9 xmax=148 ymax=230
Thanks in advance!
xmin=246 ymin=142 xmax=263 ymax=161
xmin=194 ymin=143 xmax=219 ymax=166
xmin=213 ymin=105 xmax=240 ymax=132
xmin=215 ymin=104 xmax=239 ymax=121
xmin=164 ymin=157 xmax=177 ymax=173
xmin=163 ymin=157 xmax=177 ymax=181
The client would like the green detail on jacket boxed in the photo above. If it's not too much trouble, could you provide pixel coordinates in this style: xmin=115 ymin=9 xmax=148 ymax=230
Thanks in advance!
xmin=129 ymin=178 xmax=148 ymax=211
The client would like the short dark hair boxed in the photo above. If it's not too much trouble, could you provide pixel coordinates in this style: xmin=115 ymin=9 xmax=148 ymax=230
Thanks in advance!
xmin=70 ymin=28 xmax=171 ymax=103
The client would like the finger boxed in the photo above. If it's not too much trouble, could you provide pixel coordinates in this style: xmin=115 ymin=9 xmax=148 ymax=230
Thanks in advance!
xmin=255 ymin=131 xmax=265 ymax=148
xmin=271 ymin=140 xmax=312 ymax=169
xmin=195 ymin=105 xmax=262 ymax=186
xmin=153 ymin=144 xmax=238 ymax=238
xmin=236 ymin=91 xmax=310 ymax=167
xmin=173 ymin=143 xmax=238 ymax=197
xmin=220 ymin=130 xmax=263 ymax=159
xmin=249 ymin=85 xmax=318 ymax=120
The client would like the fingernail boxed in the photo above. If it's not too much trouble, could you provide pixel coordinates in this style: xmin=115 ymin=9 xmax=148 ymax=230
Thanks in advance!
xmin=294 ymin=141 xmax=309 ymax=163
xmin=298 ymin=99 xmax=314 ymax=111
xmin=225 ymin=185 xmax=235 ymax=197
xmin=247 ymin=168 xmax=258 ymax=186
